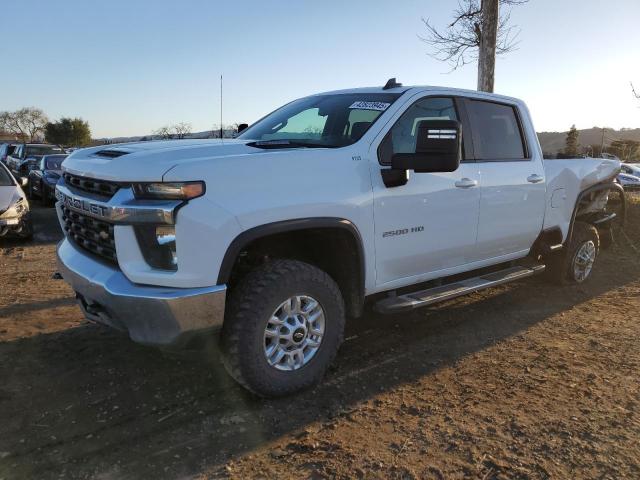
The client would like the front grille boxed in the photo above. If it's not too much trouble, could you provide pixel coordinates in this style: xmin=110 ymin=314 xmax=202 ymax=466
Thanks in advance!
xmin=63 ymin=172 xmax=123 ymax=198
xmin=61 ymin=206 xmax=117 ymax=264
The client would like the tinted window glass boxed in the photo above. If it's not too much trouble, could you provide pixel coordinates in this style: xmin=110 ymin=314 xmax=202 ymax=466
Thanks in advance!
xmin=379 ymin=97 xmax=459 ymax=164
xmin=467 ymin=101 xmax=525 ymax=159
xmin=44 ymin=155 xmax=67 ymax=170
xmin=238 ymin=93 xmax=401 ymax=148
xmin=25 ymin=145 xmax=62 ymax=157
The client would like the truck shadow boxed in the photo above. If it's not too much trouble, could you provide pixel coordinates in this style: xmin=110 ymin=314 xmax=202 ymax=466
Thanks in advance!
xmin=1 ymin=246 xmax=638 ymax=479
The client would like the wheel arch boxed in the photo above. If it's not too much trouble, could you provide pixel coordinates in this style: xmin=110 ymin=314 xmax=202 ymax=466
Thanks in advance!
xmin=217 ymin=217 xmax=366 ymax=318
xmin=567 ymin=181 xmax=625 ymax=245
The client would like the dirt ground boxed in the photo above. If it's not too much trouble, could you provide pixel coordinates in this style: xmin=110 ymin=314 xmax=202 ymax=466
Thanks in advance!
xmin=1 ymin=197 xmax=639 ymax=480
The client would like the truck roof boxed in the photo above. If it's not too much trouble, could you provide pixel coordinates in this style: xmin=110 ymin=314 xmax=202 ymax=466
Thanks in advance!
xmin=314 ymin=85 xmax=523 ymax=105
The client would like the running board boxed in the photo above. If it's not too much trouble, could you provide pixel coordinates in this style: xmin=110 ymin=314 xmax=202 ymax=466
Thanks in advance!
xmin=374 ymin=263 xmax=545 ymax=314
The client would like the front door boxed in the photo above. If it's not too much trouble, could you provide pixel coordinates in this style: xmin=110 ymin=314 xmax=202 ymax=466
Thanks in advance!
xmin=370 ymin=96 xmax=481 ymax=289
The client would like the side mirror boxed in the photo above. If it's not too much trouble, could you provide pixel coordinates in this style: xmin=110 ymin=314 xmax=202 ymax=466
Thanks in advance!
xmin=237 ymin=123 xmax=249 ymax=134
xmin=20 ymin=177 xmax=28 ymax=187
xmin=391 ymin=120 xmax=461 ymax=173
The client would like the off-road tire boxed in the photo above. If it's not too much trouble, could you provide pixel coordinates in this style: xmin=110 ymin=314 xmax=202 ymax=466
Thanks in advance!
xmin=220 ymin=259 xmax=345 ymax=397
xmin=545 ymin=221 xmax=599 ymax=285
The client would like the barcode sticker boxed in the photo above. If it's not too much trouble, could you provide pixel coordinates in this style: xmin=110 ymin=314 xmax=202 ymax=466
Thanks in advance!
xmin=349 ymin=101 xmax=391 ymax=111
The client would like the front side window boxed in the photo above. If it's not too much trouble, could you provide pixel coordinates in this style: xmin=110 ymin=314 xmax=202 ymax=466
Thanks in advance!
xmin=378 ymin=97 xmax=459 ymax=164
xmin=466 ymin=100 xmax=526 ymax=160
xmin=238 ymin=93 xmax=402 ymax=148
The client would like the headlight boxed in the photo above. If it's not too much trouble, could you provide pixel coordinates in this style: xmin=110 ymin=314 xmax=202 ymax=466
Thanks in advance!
xmin=132 ymin=182 xmax=205 ymax=200
xmin=134 ymin=225 xmax=177 ymax=271
xmin=1 ymin=197 xmax=28 ymax=218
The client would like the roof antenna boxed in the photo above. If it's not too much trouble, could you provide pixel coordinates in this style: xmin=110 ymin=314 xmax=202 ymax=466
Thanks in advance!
xmin=383 ymin=78 xmax=402 ymax=90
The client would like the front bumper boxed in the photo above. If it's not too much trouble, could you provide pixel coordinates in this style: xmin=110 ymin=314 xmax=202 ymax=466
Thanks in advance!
xmin=57 ymin=238 xmax=227 ymax=346
xmin=0 ymin=210 xmax=31 ymax=236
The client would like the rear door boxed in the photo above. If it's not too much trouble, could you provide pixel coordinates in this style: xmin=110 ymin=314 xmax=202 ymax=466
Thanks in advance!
xmin=464 ymin=99 xmax=546 ymax=261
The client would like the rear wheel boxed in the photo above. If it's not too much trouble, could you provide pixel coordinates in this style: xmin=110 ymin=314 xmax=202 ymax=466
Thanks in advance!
xmin=220 ymin=259 xmax=345 ymax=397
xmin=546 ymin=221 xmax=599 ymax=285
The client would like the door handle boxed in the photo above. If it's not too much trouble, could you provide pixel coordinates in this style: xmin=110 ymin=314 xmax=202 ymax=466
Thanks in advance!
xmin=527 ymin=174 xmax=544 ymax=184
xmin=454 ymin=178 xmax=478 ymax=189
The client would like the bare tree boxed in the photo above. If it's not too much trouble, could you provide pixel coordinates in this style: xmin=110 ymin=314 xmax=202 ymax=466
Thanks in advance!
xmin=0 ymin=108 xmax=47 ymax=141
xmin=632 ymin=82 xmax=640 ymax=100
xmin=154 ymin=126 xmax=173 ymax=140
xmin=420 ymin=0 xmax=528 ymax=92
xmin=19 ymin=107 xmax=49 ymax=141
xmin=172 ymin=122 xmax=192 ymax=139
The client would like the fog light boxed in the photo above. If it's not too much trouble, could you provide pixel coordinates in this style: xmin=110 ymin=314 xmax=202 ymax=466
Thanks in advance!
xmin=155 ymin=226 xmax=177 ymax=267
xmin=134 ymin=225 xmax=178 ymax=271
xmin=156 ymin=226 xmax=176 ymax=246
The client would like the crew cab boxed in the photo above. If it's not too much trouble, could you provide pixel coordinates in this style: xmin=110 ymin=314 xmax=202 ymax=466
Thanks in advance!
xmin=55 ymin=81 xmax=623 ymax=396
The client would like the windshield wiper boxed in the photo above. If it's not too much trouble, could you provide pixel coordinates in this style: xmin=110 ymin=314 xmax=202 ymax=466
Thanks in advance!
xmin=248 ymin=140 xmax=338 ymax=149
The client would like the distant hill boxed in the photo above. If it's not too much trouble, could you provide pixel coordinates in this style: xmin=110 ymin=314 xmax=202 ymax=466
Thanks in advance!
xmin=537 ymin=127 xmax=640 ymax=156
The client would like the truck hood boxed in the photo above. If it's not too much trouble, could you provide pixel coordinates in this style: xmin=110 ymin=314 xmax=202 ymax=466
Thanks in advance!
xmin=61 ymin=139 xmax=260 ymax=182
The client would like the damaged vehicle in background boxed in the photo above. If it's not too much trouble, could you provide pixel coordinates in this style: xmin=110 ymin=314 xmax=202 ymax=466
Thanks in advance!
xmin=0 ymin=162 xmax=32 ymax=240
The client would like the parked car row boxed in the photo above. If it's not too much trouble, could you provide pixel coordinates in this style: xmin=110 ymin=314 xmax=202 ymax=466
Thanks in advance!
xmin=3 ymin=143 xmax=65 ymax=178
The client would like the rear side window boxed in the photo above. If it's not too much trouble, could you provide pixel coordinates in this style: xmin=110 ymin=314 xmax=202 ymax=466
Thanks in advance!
xmin=467 ymin=100 xmax=526 ymax=160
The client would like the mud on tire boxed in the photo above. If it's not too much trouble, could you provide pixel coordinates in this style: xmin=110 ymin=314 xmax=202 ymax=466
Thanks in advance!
xmin=546 ymin=221 xmax=600 ymax=285
xmin=220 ymin=259 xmax=345 ymax=397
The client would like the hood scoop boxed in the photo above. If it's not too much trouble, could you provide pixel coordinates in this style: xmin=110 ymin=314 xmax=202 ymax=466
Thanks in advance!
xmin=95 ymin=149 xmax=130 ymax=158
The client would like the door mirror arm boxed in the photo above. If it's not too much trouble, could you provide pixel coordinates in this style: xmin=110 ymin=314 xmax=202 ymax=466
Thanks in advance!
xmin=378 ymin=119 xmax=462 ymax=188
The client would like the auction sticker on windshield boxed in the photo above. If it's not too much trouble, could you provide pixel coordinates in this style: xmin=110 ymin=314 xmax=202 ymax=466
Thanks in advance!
xmin=349 ymin=101 xmax=391 ymax=111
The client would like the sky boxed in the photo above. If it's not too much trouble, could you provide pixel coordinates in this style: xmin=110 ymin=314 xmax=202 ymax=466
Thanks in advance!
xmin=2 ymin=0 xmax=639 ymax=138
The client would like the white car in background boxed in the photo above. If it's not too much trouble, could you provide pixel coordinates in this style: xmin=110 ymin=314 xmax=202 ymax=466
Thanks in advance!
xmin=0 ymin=162 xmax=33 ymax=239
xmin=620 ymin=162 xmax=640 ymax=177
xmin=617 ymin=171 xmax=640 ymax=191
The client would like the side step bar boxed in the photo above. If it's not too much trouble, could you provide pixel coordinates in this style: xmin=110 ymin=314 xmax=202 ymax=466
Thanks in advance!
xmin=374 ymin=263 xmax=545 ymax=314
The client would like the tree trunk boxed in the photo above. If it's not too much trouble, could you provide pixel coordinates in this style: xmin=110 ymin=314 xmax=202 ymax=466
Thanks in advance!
xmin=477 ymin=0 xmax=499 ymax=93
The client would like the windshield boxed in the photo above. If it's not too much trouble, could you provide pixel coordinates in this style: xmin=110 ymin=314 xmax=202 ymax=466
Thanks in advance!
xmin=45 ymin=155 xmax=67 ymax=170
xmin=0 ymin=164 xmax=14 ymax=186
xmin=26 ymin=146 xmax=62 ymax=157
xmin=238 ymin=93 xmax=402 ymax=148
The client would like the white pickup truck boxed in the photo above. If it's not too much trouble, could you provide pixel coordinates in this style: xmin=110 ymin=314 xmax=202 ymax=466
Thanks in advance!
xmin=55 ymin=80 xmax=624 ymax=396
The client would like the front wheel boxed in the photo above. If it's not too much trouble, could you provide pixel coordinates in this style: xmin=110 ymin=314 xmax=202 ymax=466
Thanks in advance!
xmin=546 ymin=221 xmax=600 ymax=285
xmin=220 ymin=260 xmax=345 ymax=397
